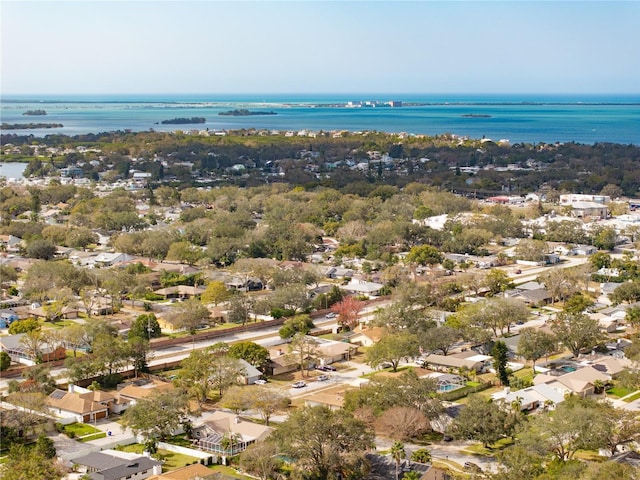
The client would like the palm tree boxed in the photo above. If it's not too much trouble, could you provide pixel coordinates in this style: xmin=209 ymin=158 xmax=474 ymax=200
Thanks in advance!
xmin=390 ymin=441 xmax=406 ymax=480
xmin=402 ymin=472 xmax=421 ymax=480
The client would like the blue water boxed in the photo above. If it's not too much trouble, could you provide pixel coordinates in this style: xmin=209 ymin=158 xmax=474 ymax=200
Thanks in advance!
xmin=438 ymin=384 xmax=461 ymax=392
xmin=1 ymin=93 xmax=639 ymax=145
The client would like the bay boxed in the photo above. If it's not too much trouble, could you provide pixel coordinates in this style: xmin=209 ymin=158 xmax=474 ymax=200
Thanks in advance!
xmin=1 ymin=93 xmax=639 ymax=145
xmin=0 ymin=162 xmax=28 ymax=179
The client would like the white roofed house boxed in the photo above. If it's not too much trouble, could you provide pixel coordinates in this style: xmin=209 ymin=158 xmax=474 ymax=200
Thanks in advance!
xmin=340 ymin=278 xmax=384 ymax=297
xmin=193 ymin=411 xmax=273 ymax=463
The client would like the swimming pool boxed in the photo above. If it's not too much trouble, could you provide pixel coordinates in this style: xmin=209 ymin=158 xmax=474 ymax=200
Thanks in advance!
xmin=560 ymin=365 xmax=577 ymax=373
xmin=438 ymin=384 xmax=461 ymax=392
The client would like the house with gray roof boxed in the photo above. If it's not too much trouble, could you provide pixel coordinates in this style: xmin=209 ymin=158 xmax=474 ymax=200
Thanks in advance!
xmin=72 ymin=451 xmax=162 ymax=480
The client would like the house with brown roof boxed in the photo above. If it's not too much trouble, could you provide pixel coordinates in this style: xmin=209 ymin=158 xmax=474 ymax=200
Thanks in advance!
xmin=147 ymin=463 xmax=214 ymax=480
xmin=349 ymin=325 xmax=386 ymax=347
xmin=116 ymin=379 xmax=175 ymax=406
xmin=47 ymin=384 xmax=118 ymax=423
xmin=533 ymin=365 xmax=611 ymax=397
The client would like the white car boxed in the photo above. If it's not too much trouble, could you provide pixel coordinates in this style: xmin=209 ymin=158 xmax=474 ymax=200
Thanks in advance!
xmin=254 ymin=379 xmax=267 ymax=385
xmin=325 ymin=312 xmax=337 ymax=319
xmin=292 ymin=381 xmax=307 ymax=388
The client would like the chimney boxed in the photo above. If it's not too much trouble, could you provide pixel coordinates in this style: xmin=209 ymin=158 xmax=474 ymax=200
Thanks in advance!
xmin=152 ymin=464 xmax=162 ymax=475
xmin=235 ymin=416 xmax=241 ymax=424
xmin=68 ymin=384 xmax=75 ymax=393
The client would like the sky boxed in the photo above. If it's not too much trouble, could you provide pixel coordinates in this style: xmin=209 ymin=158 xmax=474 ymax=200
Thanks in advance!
xmin=1 ymin=1 xmax=639 ymax=95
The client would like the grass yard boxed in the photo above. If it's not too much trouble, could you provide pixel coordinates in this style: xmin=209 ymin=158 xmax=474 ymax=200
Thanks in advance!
xmin=623 ymin=391 xmax=640 ymax=402
xmin=606 ymin=386 xmax=634 ymax=398
xmin=61 ymin=423 xmax=102 ymax=437
xmin=118 ymin=444 xmax=199 ymax=471
xmin=463 ymin=438 xmax=514 ymax=456
xmin=79 ymin=432 xmax=107 ymax=443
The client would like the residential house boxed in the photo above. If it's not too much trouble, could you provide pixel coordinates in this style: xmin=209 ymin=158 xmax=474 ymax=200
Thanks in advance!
xmin=72 ymin=451 xmax=162 ymax=480
xmin=47 ymin=384 xmax=119 ymax=423
xmin=193 ymin=411 xmax=273 ymax=461
xmin=532 ymin=365 xmax=610 ymax=397
xmin=348 ymin=325 xmax=386 ymax=347
xmin=304 ymin=390 xmax=349 ymax=411
xmin=421 ymin=352 xmax=493 ymax=374
xmin=238 ymin=359 xmax=263 ymax=385
xmin=152 ymin=285 xmax=205 ymax=300
xmin=147 ymin=463 xmax=213 ymax=480
xmin=0 ymin=309 xmax=19 ymax=328
xmin=116 ymin=379 xmax=175 ymax=407
xmin=340 ymin=278 xmax=384 ymax=296
xmin=492 ymin=383 xmax=566 ymax=411
xmin=0 ymin=333 xmax=67 ymax=365
xmin=572 ymin=244 xmax=598 ymax=256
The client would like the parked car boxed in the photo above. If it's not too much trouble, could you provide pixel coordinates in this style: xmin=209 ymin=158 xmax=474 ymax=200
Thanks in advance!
xmin=323 ymin=365 xmax=337 ymax=371
xmin=325 ymin=312 xmax=337 ymax=319
xmin=254 ymin=379 xmax=267 ymax=385
xmin=292 ymin=381 xmax=307 ymax=388
xmin=317 ymin=374 xmax=329 ymax=381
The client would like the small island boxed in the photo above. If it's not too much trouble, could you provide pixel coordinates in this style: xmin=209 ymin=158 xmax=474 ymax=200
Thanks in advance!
xmin=462 ymin=114 xmax=492 ymax=118
xmin=22 ymin=109 xmax=47 ymax=116
xmin=1 ymin=122 xmax=63 ymax=130
xmin=159 ymin=117 xmax=206 ymax=125
xmin=218 ymin=109 xmax=277 ymax=116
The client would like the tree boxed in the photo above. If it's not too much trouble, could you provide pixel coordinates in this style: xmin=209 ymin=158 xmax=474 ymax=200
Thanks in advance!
xmin=539 ymin=268 xmax=580 ymax=304
xmin=551 ymin=311 xmax=604 ymax=357
xmin=330 ymin=296 xmax=365 ymax=331
xmin=127 ymin=336 xmax=152 ymax=377
xmin=594 ymin=403 xmax=640 ymax=456
xmin=239 ymin=441 xmax=281 ymax=480
xmin=34 ymin=434 xmax=57 ymax=459
xmin=485 ymin=268 xmax=514 ymax=295
xmin=592 ymin=226 xmax=617 ymax=251
xmin=0 ymin=351 xmax=11 ymax=371
xmin=228 ymin=341 xmax=270 ymax=371
xmin=91 ymin=333 xmax=128 ymax=377
xmin=8 ymin=317 xmax=40 ymax=335
xmin=625 ymin=306 xmax=640 ymax=330
xmin=366 ymin=332 xmax=419 ymax=372
xmin=289 ymin=333 xmax=319 ymax=377
xmin=271 ymin=406 xmax=374 ymax=480
xmin=180 ymin=349 xmax=214 ymax=406
xmin=375 ymin=407 xmax=430 ymax=442
xmin=390 ymin=441 xmax=406 ymax=480
xmin=515 ymin=239 xmax=548 ymax=262
xmin=209 ymin=355 xmax=245 ymax=396
xmin=406 ymin=244 xmax=443 ymax=266
xmin=166 ymin=240 xmax=204 ymax=265
xmin=201 ymin=280 xmax=231 ymax=305
xmin=279 ymin=314 xmax=314 ymax=339
xmin=25 ymin=238 xmax=56 ymax=260
xmin=220 ymin=386 xmax=253 ymax=414
xmin=226 ymin=293 xmax=253 ymax=325
xmin=343 ymin=370 xmax=441 ymax=418
xmin=59 ymin=323 xmax=89 ymax=357
xmin=2 ymin=444 xmax=64 ymax=480
xmin=19 ymin=329 xmax=45 ymax=362
xmin=610 ymin=281 xmax=640 ymax=305
xmin=121 ymin=390 xmax=191 ymax=444
xmin=491 ymin=340 xmax=510 ymax=386
xmin=420 ymin=326 xmax=459 ymax=356
xmin=248 ymin=387 xmax=290 ymax=426
xmin=517 ymin=328 xmax=556 ymax=373
xmin=128 ymin=313 xmax=161 ymax=340
xmin=410 ymin=449 xmax=431 ymax=464
xmin=520 ymin=397 xmax=603 ymax=462
xmin=449 ymin=394 xmax=513 ymax=447
xmin=167 ymin=298 xmax=210 ymax=334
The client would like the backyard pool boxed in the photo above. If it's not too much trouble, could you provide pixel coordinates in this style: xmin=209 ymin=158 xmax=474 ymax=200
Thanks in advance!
xmin=438 ymin=384 xmax=461 ymax=392
xmin=560 ymin=365 xmax=577 ymax=373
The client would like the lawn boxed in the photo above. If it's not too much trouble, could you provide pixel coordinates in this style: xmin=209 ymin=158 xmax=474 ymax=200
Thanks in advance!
xmin=623 ymin=391 xmax=640 ymax=402
xmin=463 ymin=438 xmax=514 ymax=456
xmin=79 ymin=432 xmax=107 ymax=443
xmin=118 ymin=444 xmax=199 ymax=471
xmin=61 ymin=423 xmax=102 ymax=437
xmin=606 ymin=386 xmax=634 ymax=398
